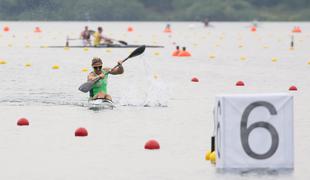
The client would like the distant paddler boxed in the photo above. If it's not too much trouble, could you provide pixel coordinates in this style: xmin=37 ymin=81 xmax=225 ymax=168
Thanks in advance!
xmin=80 ymin=26 xmax=94 ymax=46
xmin=93 ymin=26 xmax=114 ymax=47
xmin=203 ymin=17 xmax=209 ymax=27
xmin=87 ymin=57 xmax=124 ymax=101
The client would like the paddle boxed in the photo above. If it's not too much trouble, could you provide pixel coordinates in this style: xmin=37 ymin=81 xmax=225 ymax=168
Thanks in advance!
xmin=78 ymin=45 xmax=146 ymax=93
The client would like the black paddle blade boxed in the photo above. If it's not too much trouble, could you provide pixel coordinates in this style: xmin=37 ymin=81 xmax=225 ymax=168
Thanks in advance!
xmin=118 ymin=40 xmax=128 ymax=45
xmin=127 ymin=45 xmax=146 ymax=59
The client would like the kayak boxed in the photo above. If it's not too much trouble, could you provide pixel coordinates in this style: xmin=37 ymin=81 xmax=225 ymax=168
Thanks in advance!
xmin=88 ymin=99 xmax=115 ymax=110
xmin=46 ymin=44 xmax=164 ymax=48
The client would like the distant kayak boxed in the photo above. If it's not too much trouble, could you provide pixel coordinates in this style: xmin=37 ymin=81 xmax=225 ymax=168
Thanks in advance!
xmin=88 ymin=99 xmax=115 ymax=110
xmin=47 ymin=44 xmax=164 ymax=48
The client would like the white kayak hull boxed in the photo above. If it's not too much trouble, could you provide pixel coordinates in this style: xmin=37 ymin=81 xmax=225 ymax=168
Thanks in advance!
xmin=88 ymin=99 xmax=115 ymax=110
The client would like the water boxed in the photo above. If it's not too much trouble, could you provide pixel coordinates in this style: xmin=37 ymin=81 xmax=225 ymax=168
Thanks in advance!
xmin=0 ymin=21 xmax=310 ymax=180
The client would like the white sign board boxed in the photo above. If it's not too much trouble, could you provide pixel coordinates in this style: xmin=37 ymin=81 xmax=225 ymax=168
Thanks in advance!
xmin=214 ymin=93 xmax=294 ymax=170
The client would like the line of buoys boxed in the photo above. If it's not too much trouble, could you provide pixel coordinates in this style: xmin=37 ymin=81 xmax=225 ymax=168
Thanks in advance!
xmin=3 ymin=26 xmax=10 ymax=32
xmin=236 ymin=81 xmax=245 ymax=86
xmin=34 ymin=27 xmax=42 ymax=33
xmin=17 ymin=118 xmax=29 ymax=126
xmin=144 ymin=139 xmax=160 ymax=150
xmin=289 ymin=85 xmax=297 ymax=91
xmin=75 ymin=127 xmax=88 ymax=137
xmin=292 ymin=26 xmax=302 ymax=33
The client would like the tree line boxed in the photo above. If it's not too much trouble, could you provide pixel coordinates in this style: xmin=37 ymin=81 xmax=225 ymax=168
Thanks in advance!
xmin=0 ymin=0 xmax=309 ymax=21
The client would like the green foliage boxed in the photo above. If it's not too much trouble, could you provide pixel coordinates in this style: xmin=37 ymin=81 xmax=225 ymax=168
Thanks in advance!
xmin=0 ymin=0 xmax=309 ymax=20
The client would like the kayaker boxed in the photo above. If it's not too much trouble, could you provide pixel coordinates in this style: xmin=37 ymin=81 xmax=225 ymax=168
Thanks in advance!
xmin=88 ymin=57 xmax=124 ymax=100
xmin=93 ymin=27 xmax=113 ymax=47
xmin=80 ymin=26 xmax=92 ymax=46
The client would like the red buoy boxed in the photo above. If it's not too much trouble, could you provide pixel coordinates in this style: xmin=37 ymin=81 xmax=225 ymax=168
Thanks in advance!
xmin=251 ymin=26 xmax=256 ymax=32
xmin=3 ymin=26 xmax=10 ymax=32
xmin=191 ymin=77 xmax=199 ymax=82
xmin=75 ymin=127 xmax=88 ymax=137
xmin=144 ymin=139 xmax=160 ymax=150
xmin=17 ymin=118 xmax=29 ymax=126
xmin=127 ymin=26 xmax=133 ymax=32
xmin=289 ymin=85 xmax=298 ymax=91
xmin=34 ymin=27 xmax=42 ymax=33
xmin=236 ymin=81 xmax=245 ymax=86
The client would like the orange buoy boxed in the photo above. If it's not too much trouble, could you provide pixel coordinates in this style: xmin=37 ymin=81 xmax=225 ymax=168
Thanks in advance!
xmin=178 ymin=47 xmax=191 ymax=57
xmin=75 ymin=127 xmax=88 ymax=137
xmin=144 ymin=139 xmax=160 ymax=150
xmin=251 ymin=26 xmax=256 ymax=32
xmin=236 ymin=81 xmax=245 ymax=86
xmin=289 ymin=85 xmax=297 ymax=91
xmin=17 ymin=118 xmax=29 ymax=126
xmin=34 ymin=27 xmax=42 ymax=33
xmin=292 ymin=26 xmax=301 ymax=33
xmin=3 ymin=26 xmax=10 ymax=32
xmin=191 ymin=77 xmax=199 ymax=82
xmin=172 ymin=46 xmax=180 ymax=56
xmin=127 ymin=26 xmax=133 ymax=32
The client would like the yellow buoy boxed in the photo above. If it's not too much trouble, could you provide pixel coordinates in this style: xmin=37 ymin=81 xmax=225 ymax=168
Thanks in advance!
xmin=0 ymin=60 xmax=7 ymax=64
xmin=106 ymin=49 xmax=112 ymax=53
xmin=240 ymin=56 xmax=247 ymax=61
xmin=209 ymin=54 xmax=216 ymax=59
xmin=83 ymin=48 xmax=89 ymax=52
xmin=64 ymin=47 xmax=70 ymax=51
xmin=210 ymin=151 xmax=216 ymax=164
xmin=25 ymin=63 xmax=31 ymax=67
xmin=205 ymin=150 xmax=212 ymax=161
xmin=154 ymin=52 xmax=160 ymax=56
xmin=25 ymin=44 xmax=31 ymax=48
xmin=40 ymin=45 xmax=48 ymax=48
xmin=82 ymin=68 xmax=88 ymax=72
xmin=307 ymin=61 xmax=310 ymax=65
xmin=52 ymin=65 xmax=59 ymax=69
xmin=272 ymin=57 xmax=278 ymax=62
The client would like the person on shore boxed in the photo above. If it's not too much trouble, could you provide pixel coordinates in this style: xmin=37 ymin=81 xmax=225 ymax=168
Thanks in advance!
xmin=93 ymin=27 xmax=113 ymax=47
xmin=87 ymin=57 xmax=124 ymax=101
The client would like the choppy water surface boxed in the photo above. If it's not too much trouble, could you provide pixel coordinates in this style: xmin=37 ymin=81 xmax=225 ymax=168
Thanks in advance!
xmin=0 ymin=22 xmax=310 ymax=180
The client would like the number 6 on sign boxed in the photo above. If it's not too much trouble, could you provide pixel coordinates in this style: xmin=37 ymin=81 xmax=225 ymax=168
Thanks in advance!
xmin=214 ymin=94 xmax=294 ymax=170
